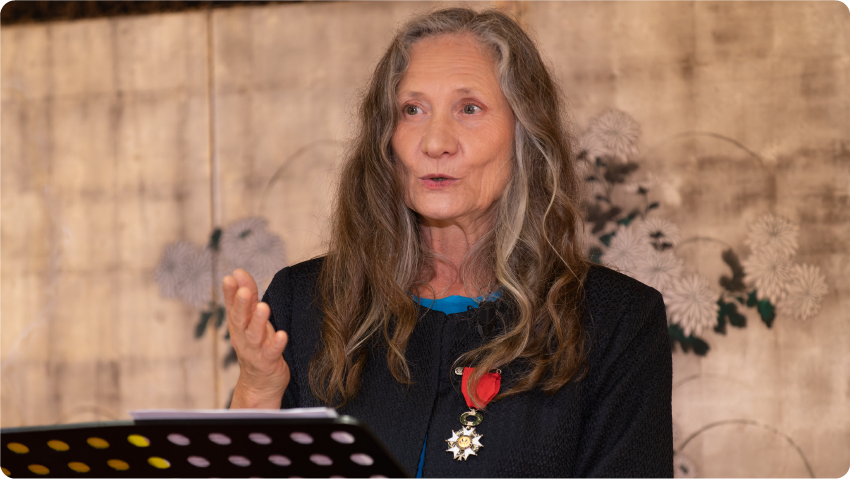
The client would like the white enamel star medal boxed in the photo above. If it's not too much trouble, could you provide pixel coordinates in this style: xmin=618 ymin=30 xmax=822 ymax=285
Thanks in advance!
xmin=446 ymin=420 xmax=484 ymax=460
xmin=446 ymin=367 xmax=501 ymax=461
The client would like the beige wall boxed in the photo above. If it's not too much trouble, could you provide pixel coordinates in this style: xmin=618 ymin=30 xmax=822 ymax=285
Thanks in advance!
xmin=2 ymin=2 xmax=848 ymax=477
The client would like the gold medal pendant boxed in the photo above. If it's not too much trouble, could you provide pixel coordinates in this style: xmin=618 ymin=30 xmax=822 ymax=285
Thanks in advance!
xmin=446 ymin=409 xmax=484 ymax=460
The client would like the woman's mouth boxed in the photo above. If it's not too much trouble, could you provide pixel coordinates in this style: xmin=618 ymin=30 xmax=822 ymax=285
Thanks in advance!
xmin=421 ymin=175 xmax=458 ymax=189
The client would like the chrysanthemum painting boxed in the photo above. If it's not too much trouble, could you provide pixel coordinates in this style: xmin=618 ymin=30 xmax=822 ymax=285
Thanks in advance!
xmin=745 ymin=214 xmax=799 ymax=258
xmin=781 ymin=263 xmax=828 ymax=321
xmin=742 ymin=248 xmax=794 ymax=303
xmin=634 ymin=250 xmax=684 ymax=294
xmin=155 ymin=217 xmax=287 ymax=342
xmin=600 ymin=223 xmax=652 ymax=274
xmin=665 ymin=274 xmax=719 ymax=337
xmin=580 ymin=109 xmax=641 ymax=163
xmin=579 ymin=109 xmax=830 ymax=357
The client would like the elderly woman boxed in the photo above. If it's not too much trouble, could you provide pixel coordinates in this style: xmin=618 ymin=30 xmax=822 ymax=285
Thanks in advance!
xmin=223 ymin=7 xmax=671 ymax=478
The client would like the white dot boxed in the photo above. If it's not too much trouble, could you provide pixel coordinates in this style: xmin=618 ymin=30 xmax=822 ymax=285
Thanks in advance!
xmin=208 ymin=433 xmax=231 ymax=445
xmin=310 ymin=454 xmax=333 ymax=466
xmin=167 ymin=433 xmax=191 ymax=446
xmin=229 ymin=455 xmax=251 ymax=467
xmin=268 ymin=454 xmax=291 ymax=466
xmin=290 ymin=432 xmax=313 ymax=444
xmin=248 ymin=432 xmax=272 ymax=445
xmin=187 ymin=456 xmax=210 ymax=467
xmin=331 ymin=431 xmax=355 ymax=444
xmin=350 ymin=453 xmax=374 ymax=466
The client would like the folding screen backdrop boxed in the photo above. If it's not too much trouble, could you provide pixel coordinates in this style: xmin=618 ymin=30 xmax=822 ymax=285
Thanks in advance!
xmin=2 ymin=2 xmax=848 ymax=477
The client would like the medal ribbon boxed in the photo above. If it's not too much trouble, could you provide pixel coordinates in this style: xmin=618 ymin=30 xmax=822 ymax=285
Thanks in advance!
xmin=461 ymin=367 xmax=501 ymax=409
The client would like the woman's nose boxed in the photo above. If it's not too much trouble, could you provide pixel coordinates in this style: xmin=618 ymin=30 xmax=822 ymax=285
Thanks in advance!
xmin=421 ymin=113 xmax=458 ymax=159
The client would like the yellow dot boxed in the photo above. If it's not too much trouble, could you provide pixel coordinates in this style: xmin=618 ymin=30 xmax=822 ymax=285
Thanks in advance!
xmin=7 ymin=442 xmax=29 ymax=454
xmin=87 ymin=437 xmax=109 ymax=449
xmin=68 ymin=462 xmax=90 ymax=473
xmin=127 ymin=434 xmax=150 ymax=447
xmin=147 ymin=457 xmax=170 ymax=469
xmin=47 ymin=440 xmax=70 ymax=451
xmin=1 ymin=467 xmax=10 ymax=476
xmin=27 ymin=464 xmax=49 ymax=475
xmin=107 ymin=459 xmax=129 ymax=471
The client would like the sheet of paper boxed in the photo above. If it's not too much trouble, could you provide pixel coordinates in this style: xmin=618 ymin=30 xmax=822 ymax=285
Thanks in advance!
xmin=129 ymin=407 xmax=338 ymax=420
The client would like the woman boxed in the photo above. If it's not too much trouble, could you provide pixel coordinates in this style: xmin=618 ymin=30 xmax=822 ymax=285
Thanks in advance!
xmin=224 ymin=7 xmax=672 ymax=478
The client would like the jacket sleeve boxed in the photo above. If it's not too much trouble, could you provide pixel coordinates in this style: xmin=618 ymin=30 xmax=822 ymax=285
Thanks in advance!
xmin=575 ymin=289 xmax=673 ymax=478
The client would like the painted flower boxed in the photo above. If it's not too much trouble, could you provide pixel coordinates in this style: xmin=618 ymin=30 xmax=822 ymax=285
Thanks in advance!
xmin=665 ymin=273 xmax=718 ymax=337
xmin=600 ymin=223 xmax=653 ymax=275
xmin=781 ymin=263 xmax=828 ymax=321
xmin=640 ymin=216 xmax=682 ymax=251
xmin=744 ymin=214 xmax=799 ymax=258
xmin=742 ymin=248 xmax=793 ymax=302
xmin=673 ymin=453 xmax=697 ymax=478
xmin=580 ymin=109 xmax=641 ymax=163
xmin=155 ymin=241 xmax=197 ymax=298
xmin=634 ymin=250 xmax=684 ymax=294
xmin=220 ymin=217 xmax=286 ymax=281
xmin=155 ymin=241 xmax=213 ymax=309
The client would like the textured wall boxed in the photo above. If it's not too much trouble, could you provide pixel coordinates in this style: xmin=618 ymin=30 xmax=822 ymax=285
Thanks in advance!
xmin=1 ymin=2 xmax=848 ymax=477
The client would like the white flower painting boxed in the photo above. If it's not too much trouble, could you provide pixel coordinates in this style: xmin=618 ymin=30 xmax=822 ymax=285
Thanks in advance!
xmin=579 ymin=109 xmax=641 ymax=163
xmin=665 ymin=274 xmax=719 ymax=337
xmin=579 ymin=109 xmax=830 ymax=356
xmin=781 ymin=263 xmax=828 ymax=321
xmin=742 ymin=247 xmax=794 ymax=303
xmin=634 ymin=250 xmax=684 ymax=294
xmin=600 ymin=223 xmax=652 ymax=274
xmin=745 ymin=214 xmax=799 ymax=258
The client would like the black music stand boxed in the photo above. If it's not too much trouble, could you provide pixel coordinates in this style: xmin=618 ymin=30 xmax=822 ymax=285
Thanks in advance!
xmin=1 ymin=410 xmax=409 ymax=478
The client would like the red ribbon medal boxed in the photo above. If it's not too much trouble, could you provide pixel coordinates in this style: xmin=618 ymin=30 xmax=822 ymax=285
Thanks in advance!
xmin=445 ymin=367 xmax=501 ymax=461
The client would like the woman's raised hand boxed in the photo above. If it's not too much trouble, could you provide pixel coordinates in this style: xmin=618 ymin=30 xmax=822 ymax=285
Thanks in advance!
xmin=223 ymin=268 xmax=290 ymax=409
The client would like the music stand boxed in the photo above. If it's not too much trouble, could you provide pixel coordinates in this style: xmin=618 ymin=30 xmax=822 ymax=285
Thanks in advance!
xmin=1 ymin=410 xmax=409 ymax=478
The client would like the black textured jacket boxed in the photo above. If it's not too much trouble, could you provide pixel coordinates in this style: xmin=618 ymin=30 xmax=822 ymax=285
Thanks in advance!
xmin=263 ymin=258 xmax=673 ymax=477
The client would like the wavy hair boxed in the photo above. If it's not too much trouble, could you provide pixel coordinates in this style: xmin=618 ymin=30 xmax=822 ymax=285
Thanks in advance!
xmin=311 ymin=6 xmax=590 ymax=407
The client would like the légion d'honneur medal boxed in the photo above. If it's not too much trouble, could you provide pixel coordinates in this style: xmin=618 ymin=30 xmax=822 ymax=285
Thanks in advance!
xmin=446 ymin=367 xmax=501 ymax=461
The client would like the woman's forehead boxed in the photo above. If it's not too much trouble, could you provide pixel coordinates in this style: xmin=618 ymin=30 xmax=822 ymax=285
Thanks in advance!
xmin=398 ymin=34 xmax=500 ymax=99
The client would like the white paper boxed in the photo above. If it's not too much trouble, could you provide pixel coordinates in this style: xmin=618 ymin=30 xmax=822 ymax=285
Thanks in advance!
xmin=129 ymin=407 xmax=338 ymax=421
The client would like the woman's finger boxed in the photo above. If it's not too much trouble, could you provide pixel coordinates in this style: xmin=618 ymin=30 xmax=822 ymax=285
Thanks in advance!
xmin=243 ymin=294 xmax=268 ymax=345
xmin=232 ymin=269 xmax=259 ymax=304
xmin=222 ymin=275 xmax=238 ymax=311
xmin=262 ymin=329 xmax=288 ymax=361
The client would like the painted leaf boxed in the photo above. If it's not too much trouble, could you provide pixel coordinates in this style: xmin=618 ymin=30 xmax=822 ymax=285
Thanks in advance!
xmin=719 ymin=249 xmax=747 ymax=292
xmin=715 ymin=298 xmax=747 ymax=334
xmin=208 ymin=227 xmax=223 ymax=251
xmin=757 ymin=299 xmax=776 ymax=328
xmin=215 ymin=306 xmax=226 ymax=329
xmin=668 ymin=324 xmax=711 ymax=356
xmin=600 ymin=232 xmax=615 ymax=247
xmin=223 ymin=347 xmax=238 ymax=368
xmin=647 ymin=202 xmax=660 ymax=211
xmin=195 ymin=311 xmax=212 ymax=339
xmin=589 ymin=247 xmax=604 ymax=264
xmin=746 ymin=290 xmax=759 ymax=307
xmin=603 ymin=162 xmax=640 ymax=184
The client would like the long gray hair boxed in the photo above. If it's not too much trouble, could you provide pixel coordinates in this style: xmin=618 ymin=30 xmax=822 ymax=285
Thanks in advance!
xmin=312 ymin=6 xmax=589 ymax=407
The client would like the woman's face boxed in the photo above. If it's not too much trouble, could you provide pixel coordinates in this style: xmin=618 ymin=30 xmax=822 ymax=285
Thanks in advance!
xmin=392 ymin=33 xmax=515 ymax=229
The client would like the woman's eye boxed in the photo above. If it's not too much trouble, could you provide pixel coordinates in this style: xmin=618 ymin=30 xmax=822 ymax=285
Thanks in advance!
xmin=462 ymin=104 xmax=481 ymax=114
xmin=404 ymin=105 xmax=419 ymax=115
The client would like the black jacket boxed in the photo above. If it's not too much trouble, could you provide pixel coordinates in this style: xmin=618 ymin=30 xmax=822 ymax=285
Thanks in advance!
xmin=263 ymin=258 xmax=673 ymax=477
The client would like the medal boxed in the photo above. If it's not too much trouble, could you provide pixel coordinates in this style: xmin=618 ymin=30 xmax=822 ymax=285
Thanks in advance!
xmin=446 ymin=367 xmax=501 ymax=461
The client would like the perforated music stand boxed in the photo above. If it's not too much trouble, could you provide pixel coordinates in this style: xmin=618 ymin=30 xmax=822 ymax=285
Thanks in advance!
xmin=1 ymin=415 xmax=409 ymax=478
